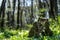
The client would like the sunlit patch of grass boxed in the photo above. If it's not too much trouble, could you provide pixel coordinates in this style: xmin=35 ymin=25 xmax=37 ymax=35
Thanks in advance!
xmin=0 ymin=29 xmax=60 ymax=40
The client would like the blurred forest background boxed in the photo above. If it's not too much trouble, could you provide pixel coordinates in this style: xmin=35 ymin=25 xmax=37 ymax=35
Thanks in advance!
xmin=0 ymin=0 xmax=60 ymax=40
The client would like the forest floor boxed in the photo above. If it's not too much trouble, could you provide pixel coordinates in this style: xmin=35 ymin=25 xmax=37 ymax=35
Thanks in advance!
xmin=0 ymin=29 xmax=60 ymax=40
xmin=0 ymin=16 xmax=60 ymax=40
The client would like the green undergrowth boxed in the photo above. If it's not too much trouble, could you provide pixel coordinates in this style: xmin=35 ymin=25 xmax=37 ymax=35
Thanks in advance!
xmin=0 ymin=16 xmax=60 ymax=40
xmin=0 ymin=29 xmax=60 ymax=40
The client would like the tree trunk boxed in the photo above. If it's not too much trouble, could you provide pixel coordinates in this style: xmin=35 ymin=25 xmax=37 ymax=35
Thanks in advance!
xmin=30 ymin=0 xmax=34 ymax=24
xmin=0 ymin=0 xmax=6 ymax=31
xmin=38 ymin=0 xmax=42 ymax=8
xmin=49 ymin=0 xmax=58 ymax=20
xmin=12 ymin=0 xmax=16 ymax=27
xmin=17 ymin=0 xmax=20 ymax=29
xmin=7 ymin=0 xmax=11 ymax=27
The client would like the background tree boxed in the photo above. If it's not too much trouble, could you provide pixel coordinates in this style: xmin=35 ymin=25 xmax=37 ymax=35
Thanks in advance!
xmin=49 ymin=0 xmax=58 ymax=20
xmin=17 ymin=0 xmax=21 ymax=29
xmin=12 ymin=0 xmax=16 ymax=27
xmin=30 ymin=0 xmax=34 ymax=24
xmin=0 ymin=0 xmax=6 ymax=31
xmin=7 ymin=0 xmax=11 ymax=27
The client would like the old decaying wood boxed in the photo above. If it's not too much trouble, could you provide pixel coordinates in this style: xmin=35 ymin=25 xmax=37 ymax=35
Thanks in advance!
xmin=28 ymin=18 xmax=53 ymax=37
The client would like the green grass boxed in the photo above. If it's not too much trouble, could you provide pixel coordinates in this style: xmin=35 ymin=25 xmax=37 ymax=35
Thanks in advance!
xmin=0 ymin=16 xmax=60 ymax=40
xmin=0 ymin=28 xmax=60 ymax=40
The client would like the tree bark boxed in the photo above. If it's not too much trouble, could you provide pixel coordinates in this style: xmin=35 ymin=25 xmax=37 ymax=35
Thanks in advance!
xmin=17 ymin=0 xmax=22 ymax=29
xmin=38 ymin=0 xmax=42 ymax=8
xmin=49 ymin=0 xmax=58 ymax=20
xmin=30 ymin=0 xmax=34 ymax=24
xmin=12 ymin=0 xmax=16 ymax=27
xmin=7 ymin=0 xmax=11 ymax=27
xmin=0 ymin=0 xmax=6 ymax=31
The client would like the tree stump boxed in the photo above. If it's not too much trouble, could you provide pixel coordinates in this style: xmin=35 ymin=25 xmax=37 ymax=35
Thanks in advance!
xmin=28 ymin=18 xmax=53 ymax=38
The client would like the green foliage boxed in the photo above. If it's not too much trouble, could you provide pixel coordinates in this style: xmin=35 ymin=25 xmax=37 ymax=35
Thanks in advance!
xmin=0 ymin=16 xmax=60 ymax=40
xmin=0 ymin=33 xmax=4 ymax=39
xmin=40 ymin=8 xmax=46 ymax=13
xmin=39 ymin=8 xmax=47 ymax=18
